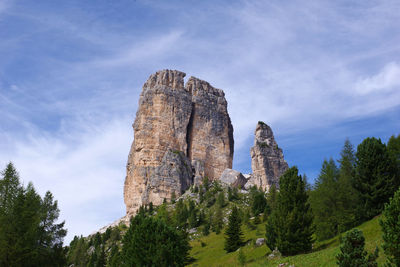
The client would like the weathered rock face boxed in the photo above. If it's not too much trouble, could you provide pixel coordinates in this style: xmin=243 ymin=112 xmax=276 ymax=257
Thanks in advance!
xmin=124 ymin=70 xmax=234 ymax=215
xmin=186 ymin=77 xmax=234 ymax=181
xmin=249 ymin=122 xmax=288 ymax=191
xmin=220 ymin=169 xmax=247 ymax=188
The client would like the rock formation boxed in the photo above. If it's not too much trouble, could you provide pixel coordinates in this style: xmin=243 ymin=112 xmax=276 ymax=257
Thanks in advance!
xmin=248 ymin=121 xmax=288 ymax=191
xmin=220 ymin=169 xmax=248 ymax=188
xmin=124 ymin=70 xmax=234 ymax=215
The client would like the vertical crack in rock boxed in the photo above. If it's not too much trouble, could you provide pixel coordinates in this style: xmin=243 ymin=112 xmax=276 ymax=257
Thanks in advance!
xmin=185 ymin=76 xmax=234 ymax=181
xmin=124 ymin=70 xmax=234 ymax=215
xmin=186 ymin=103 xmax=195 ymax=159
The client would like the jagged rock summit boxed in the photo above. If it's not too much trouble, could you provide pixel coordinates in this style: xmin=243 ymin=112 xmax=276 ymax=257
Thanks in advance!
xmin=124 ymin=70 xmax=234 ymax=215
xmin=248 ymin=121 xmax=289 ymax=191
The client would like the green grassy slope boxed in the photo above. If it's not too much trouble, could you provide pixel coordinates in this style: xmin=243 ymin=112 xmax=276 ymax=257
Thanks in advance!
xmin=189 ymin=215 xmax=385 ymax=267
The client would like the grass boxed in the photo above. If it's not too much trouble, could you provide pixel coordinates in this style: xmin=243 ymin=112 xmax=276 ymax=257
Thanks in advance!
xmin=188 ymin=215 xmax=386 ymax=266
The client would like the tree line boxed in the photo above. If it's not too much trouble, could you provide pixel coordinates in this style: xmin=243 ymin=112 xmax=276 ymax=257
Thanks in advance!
xmin=0 ymin=162 xmax=67 ymax=266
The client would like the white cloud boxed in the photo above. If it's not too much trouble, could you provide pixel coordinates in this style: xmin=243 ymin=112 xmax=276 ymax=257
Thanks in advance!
xmin=0 ymin=117 xmax=133 ymax=243
xmin=354 ymin=62 xmax=400 ymax=95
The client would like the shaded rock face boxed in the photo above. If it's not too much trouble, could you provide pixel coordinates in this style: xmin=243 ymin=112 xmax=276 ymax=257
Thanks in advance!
xmin=249 ymin=122 xmax=288 ymax=191
xmin=124 ymin=70 xmax=234 ymax=215
xmin=220 ymin=169 xmax=247 ymax=188
xmin=186 ymin=77 xmax=234 ymax=181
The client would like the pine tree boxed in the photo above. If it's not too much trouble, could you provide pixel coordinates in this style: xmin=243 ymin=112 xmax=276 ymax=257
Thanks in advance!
xmin=387 ymin=134 xmax=400 ymax=167
xmin=188 ymin=209 xmax=198 ymax=228
xmin=251 ymin=189 xmax=267 ymax=216
xmin=224 ymin=206 xmax=244 ymax=252
xmin=0 ymin=163 xmax=67 ymax=267
xmin=354 ymin=137 xmax=398 ymax=219
xmin=336 ymin=229 xmax=378 ymax=267
xmin=156 ymin=202 xmax=170 ymax=224
xmin=107 ymin=244 xmax=121 ymax=267
xmin=266 ymin=184 xmax=278 ymax=213
xmin=213 ymin=205 xmax=223 ymax=234
xmin=337 ymin=139 xmax=359 ymax=228
xmin=387 ymin=134 xmax=400 ymax=181
xmin=265 ymin=167 xmax=314 ymax=256
xmin=0 ymin=162 xmax=21 ymax=212
xmin=228 ymin=187 xmax=233 ymax=201
xmin=96 ymin=246 xmax=106 ymax=267
xmin=310 ymin=158 xmax=341 ymax=240
xmin=217 ymin=191 xmax=225 ymax=208
xmin=67 ymin=236 xmax=88 ymax=266
xmin=174 ymin=199 xmax=188 ymax=229
xmin=380 ymin=187 xmax=400 ymax=266
xmin=122 ymin=214 xmax=190 ymax=266
xmin=202 ymin=221 xmax=210 ymax=236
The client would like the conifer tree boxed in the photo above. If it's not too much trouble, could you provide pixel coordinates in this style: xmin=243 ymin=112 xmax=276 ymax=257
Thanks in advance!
xmin=336 ymin=229 xmax=378 ymax=267
xmin=337 ymin=139 xmax=359 ymax=228
xmin=217 ymin=191 xmax=225 ymax=208
xmin=0 ymin=162 xmax=21 ymax=212
xmin=310 ymin=158 xmax=341 ymax=240
xmin=265 ymin=167 xmax=314 ymax=256
xmin=96 ymin=246 xmax=106 ymax=267
xmin=354 ymin=137 xmax=398 ymax=219
xmin=228 ymin=186 xmax=233 ymax=201
xmin=387 ymin=134 xmax=400 ymax=165
xmin=387 ymin=134 xmax=400 ymax=179
xmin=0 ymin=163 xmax=67 ymax=266
xmin=266 ymin=184 xmax=278 ymax=212
xmin=380 ymin=187 xmax=400 ymax=266
xmin=107 ymin=244 xmax=121 ymax=267
xmin=251 ymin=189 xmax=267 ymax=216
xmin=122 ymin=214 xmax=190 ymax=266
xmin=224 ymin=206 xmax=244 ymax=252
xmin=213 ymin=205 xmax=223 ymax=234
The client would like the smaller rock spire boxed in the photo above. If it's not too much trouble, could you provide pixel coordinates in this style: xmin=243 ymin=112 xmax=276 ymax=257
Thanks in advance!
xmin=248 ymin=121 xmax=288 ymax=191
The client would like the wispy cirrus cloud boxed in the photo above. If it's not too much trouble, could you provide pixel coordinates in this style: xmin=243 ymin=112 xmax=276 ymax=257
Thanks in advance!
xmin=0 ymin=0 xmax=399 ymax=243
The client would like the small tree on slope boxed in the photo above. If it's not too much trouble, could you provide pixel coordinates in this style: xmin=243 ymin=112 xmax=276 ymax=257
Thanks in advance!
xmin=354 ymin=137 xmax=398 ymax=220
xmin=224 ymin=205 xmax=244 ymax=252
xmin=380 ymin=187 xmax=400 ymax=266
xmin=265 ymin=166 xmax=314 ymax=256
xmin=336 ymin=228 xmax=378 ymax=267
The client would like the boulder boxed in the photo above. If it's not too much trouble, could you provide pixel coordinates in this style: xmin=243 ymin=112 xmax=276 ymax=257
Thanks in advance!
xmin=255 ymin=238 xmax=265 ymax=246
xmin=220 ymin=169 xmax=247 ymax=188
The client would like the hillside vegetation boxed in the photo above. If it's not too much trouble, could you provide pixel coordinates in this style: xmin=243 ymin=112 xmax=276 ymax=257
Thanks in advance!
xmin=189 ymin=215 xmax=385 ymax=266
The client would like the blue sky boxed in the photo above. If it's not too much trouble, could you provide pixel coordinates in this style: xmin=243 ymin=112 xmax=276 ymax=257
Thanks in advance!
xmin=1 ymin=0 xmax=399 ymax=243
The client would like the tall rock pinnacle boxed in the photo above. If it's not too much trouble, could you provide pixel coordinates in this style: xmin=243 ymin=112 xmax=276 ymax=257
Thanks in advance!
xmin=249 ymin=121 xmax=288 ymax=191
xmin=124 ymin=70 xmax=234 ymax=215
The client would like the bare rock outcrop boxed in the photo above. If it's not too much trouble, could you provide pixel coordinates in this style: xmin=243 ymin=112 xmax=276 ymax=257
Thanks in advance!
xmin=248 ymin=121 xmax=288 ymax=191
xmin=124 ymin=70 xmax=234 ymax=215
xmin=186 ymin=77 xmax=234 ymax=181
xmin=220 ymin=169 xmax=247 ymax=188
